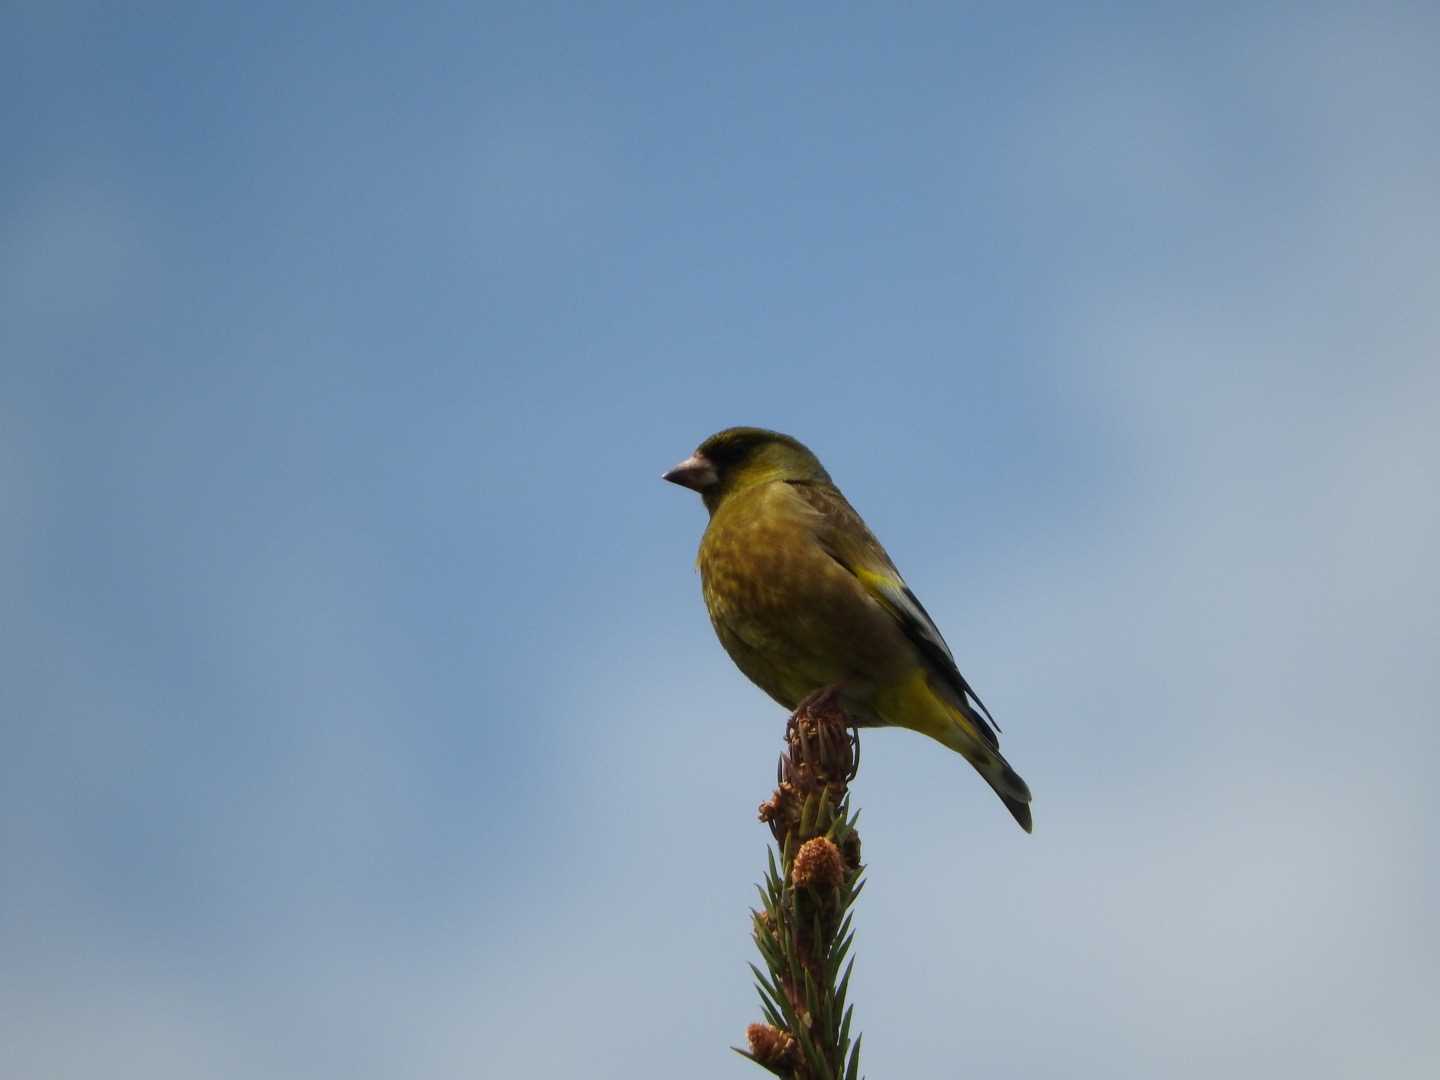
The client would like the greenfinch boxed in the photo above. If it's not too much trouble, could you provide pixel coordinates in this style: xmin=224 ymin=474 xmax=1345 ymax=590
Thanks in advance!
xmin=664 ymin=427 xmax=1033 ymax=832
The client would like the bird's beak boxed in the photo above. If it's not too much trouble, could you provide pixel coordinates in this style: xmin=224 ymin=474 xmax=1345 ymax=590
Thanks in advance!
xmin=662 ymin=453 xmax=718 ymax=492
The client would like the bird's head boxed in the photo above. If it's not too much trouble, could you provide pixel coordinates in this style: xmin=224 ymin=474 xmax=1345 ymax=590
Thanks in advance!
xmin=662 ymin=427 xmax=830 ymax=513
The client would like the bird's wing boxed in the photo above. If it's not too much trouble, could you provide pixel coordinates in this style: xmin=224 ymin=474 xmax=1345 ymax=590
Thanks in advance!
xmin=790 ymin=482 xmax=1001 ymax=748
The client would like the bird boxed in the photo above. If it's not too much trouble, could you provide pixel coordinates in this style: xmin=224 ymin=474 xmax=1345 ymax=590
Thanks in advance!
xmin=663 ymin=426 xmax=1033 ymax=832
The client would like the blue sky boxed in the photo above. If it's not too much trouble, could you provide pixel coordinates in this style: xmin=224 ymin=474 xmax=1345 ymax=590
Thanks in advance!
xmin=4 ymin=3 xmax=1438 ymax=1077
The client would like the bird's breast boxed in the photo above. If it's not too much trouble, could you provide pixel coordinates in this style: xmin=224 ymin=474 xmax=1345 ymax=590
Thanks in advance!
xmin=695 ymin=485 xmax=910 ymax=707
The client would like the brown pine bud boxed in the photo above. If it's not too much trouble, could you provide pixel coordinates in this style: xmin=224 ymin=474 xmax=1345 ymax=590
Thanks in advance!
xmin=746 ymin=1022 xmax=798 ymax=1069
xmin=757 ymin=786 xmax=785 ymax=823
xmin=791 ymin=836 xmax=846 ymax=889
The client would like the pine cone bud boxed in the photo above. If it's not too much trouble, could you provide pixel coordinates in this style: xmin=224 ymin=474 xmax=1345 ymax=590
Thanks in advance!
xmin=791 ymin=836 xmax=846 ymax=889
xmin=746 ymin=1022 xmax=798 ymax=1069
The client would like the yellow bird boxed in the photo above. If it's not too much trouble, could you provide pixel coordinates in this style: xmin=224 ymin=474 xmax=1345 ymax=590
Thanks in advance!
xmin=664 ymin=427 xmax=1033 ymax=832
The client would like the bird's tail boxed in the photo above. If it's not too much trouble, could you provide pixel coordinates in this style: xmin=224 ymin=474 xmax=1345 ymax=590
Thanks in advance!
xmin=939 ymin=718 xmax=1034 ymax=833
xmin=882 ymin=671 xmax=1034 ymax=832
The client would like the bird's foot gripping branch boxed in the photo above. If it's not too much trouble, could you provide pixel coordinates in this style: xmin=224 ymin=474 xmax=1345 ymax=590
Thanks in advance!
xmin=738 ymin=691 xmax=865 ymax=1080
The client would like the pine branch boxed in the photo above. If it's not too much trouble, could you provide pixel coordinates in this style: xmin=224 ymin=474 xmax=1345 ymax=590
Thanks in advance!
xmin=735 ymin=690 xmax=865 ymax=1080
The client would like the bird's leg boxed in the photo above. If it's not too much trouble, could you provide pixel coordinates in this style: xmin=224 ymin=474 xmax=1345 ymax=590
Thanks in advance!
xmin=783 ymin=686 xmax=862 ymax=792
xmin=793 ymin=686 xmax=867 ymax=785
xmin=793 ymin=684 xmax=843 ymax=716
xmin=799 ymin=683 xmax=883 ymax=730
